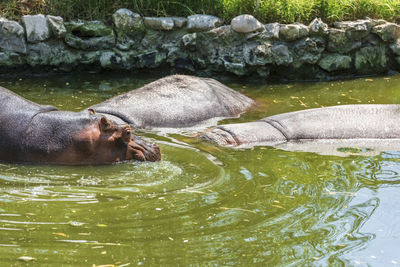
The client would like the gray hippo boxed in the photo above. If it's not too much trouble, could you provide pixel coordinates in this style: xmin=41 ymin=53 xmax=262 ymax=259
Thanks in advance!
xmin=202 ymin=104 xmax=400 ymax=155
xmin=91 ymin=75 xmax=254 ymax=128
xmin=0 ymin=75 xmax=253 ymax=165
xmin=0 ymin=86 xmax=161 ymax=165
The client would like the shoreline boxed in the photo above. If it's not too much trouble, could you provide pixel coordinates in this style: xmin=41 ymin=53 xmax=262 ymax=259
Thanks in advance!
xmin=0 ymin=10 xmax=400 ymax=81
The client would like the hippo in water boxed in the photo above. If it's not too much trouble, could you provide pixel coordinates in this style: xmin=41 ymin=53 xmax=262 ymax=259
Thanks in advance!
xmin=91 ymin=75 xmax=254 ymax=128
xmin=202 ymin=104 xmax=400 ymax=155
xmin=0 ymin=86 xmax=161 ymax=165
xmin=0 ymin=74 xmax=252 ymax=165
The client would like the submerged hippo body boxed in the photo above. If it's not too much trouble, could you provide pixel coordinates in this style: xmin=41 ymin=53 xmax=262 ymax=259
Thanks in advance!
xmin=91 ymin=75 xmax=254 ymax=128
xmin=202 ymin=104 xmax=400 ymax=152
xmin=0 ymin=86 xmax=160 ymax=165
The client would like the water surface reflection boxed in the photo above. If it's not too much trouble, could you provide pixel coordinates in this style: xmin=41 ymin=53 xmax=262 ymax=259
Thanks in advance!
xmin=0 ymin=74 xmax=400 ymax=265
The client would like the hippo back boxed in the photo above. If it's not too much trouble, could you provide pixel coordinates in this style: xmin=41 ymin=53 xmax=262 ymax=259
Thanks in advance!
xmin=0 ymin=86 xmax=57 ymax=160
xmin=90 ymin=75 xmax=254 ymax=128
xmin=21 ymin=111 xmax=94 ymax=159
xmin=263 ymin=104 xmax=400 ymax=140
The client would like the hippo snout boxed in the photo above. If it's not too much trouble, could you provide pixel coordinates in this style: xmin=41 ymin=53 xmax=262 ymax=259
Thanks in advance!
xmin=143 ymin=143 xmax=161 ymax=162
xmin=127 ymin=136 xmax=161 ymax=162
xmin=201 ymin=127 xmax=239 ymax=146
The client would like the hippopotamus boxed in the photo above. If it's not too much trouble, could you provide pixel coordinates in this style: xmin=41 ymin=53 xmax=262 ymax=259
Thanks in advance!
xmin=0 ymin=74 xmax=253 ymax=165
xmin=90 ymin=75 xmax=254 ymax=128
xmin=0 ymin=86 xmax=161 ymax=165
xmin=202 ymin=104 xmax=400 ymax=155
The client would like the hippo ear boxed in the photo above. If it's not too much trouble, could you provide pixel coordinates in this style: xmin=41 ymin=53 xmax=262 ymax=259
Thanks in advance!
xmin=88 ymin=108 xmax=96 ymax=115
xmin=100 ymin=117 xmax=110 ymax=126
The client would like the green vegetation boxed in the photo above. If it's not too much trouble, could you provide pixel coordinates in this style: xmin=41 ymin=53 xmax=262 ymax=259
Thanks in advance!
xmin=1 ymin=0 xmax=400 ymax=24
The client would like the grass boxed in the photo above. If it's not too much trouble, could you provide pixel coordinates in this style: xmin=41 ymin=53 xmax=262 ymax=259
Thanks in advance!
xmin=1 ymin=0 xmax=400 ymax=24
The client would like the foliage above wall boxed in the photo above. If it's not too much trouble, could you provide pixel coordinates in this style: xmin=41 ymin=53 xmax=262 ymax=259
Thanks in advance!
xmin=1 ymin=0 xmax=400 ymax=24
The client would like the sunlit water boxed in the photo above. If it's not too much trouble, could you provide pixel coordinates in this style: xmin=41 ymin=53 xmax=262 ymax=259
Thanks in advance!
xmin=1 ymin=73 xmax=400 ymax=266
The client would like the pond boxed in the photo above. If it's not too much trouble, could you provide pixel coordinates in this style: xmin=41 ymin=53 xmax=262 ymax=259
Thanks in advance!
xmin=1 ymin=72 xmax=400 ymax=266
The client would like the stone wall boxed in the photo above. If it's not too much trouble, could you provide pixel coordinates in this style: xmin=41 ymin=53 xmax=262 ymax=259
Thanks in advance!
xmin=1 ymin=10 xmax=400 ymax=80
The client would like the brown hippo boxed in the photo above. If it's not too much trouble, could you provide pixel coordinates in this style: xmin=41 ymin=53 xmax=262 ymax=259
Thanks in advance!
xmin=0 ymin=86 xmax=161 ymax=165
xmin=0 ymin=74 xmax=254 ymax=165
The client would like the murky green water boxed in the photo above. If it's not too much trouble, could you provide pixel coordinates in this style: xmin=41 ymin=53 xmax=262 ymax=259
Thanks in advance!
xmin=1 ymin=73 xmax=400 ymax=266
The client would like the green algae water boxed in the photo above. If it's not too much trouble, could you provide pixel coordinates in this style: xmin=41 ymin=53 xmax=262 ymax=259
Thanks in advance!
xmin=1 ymin=73 xmax=400 ymax=266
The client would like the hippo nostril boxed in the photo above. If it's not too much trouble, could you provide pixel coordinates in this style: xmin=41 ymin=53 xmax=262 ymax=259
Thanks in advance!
xmin=146 ymin=144 xmax=161 ymax=162
xmin=127 ymin=136 xmax=161 ymax=162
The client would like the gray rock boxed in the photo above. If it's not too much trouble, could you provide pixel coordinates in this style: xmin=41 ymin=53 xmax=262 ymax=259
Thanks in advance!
xmin=79 ymin=51 xmax=101 ymax=65
xmin=134 ymin=51 xmax=167 ymax=68
xmin=390 ymin=40 xmax=400 ymax=55
xmin=140 ymin=28 xmax=160 ymax=45
xmin=0 ymin=51 xmax=25 ymax=66
xmin=308 ymin=18 xmax=328 ymax=35
xmin=258 ymin=23 xmax=280 ymax=40
xmin=26 ymin=42 xmax=53 ymax=66
xmin=279 ymin=23 xmax=309 ymax=41
xmin=334 ymin=19 xmax=372 ymax=30
xmin=271 ymin=44 xmax=293 ymax=65
xmin=292 ymin=37 xmax=325 ymax=64
xmin=112 ymin=50 xmax=137 ymax=70
xmin=334 ymin=20 xmax=370 ymax=40
xmin=363 ymin=33 xmax=382 ymax=46
xmin=46 ymin=15 xmax=66 ymax=38
xmin=171 ymin=17 xmax=187 ymax=29
xmin=224 ymin=61 xmax=247 ymax=75
xmin=66 ymin=20 xmax=112 ymax=37
xmin=327 ymin=28 xmax=361 ymax=53
xmin=231 ymin=14 xmax=263 ymax=33
xmin=21 ymin=14 xmax=51 ymax=43
xmin=368 ymin=18 xmax=387 ymax=27
xmin=113 ymin=8 xmax=144 ymax=34
xmin=182 ymin=33 xmax=197 ymax=47
xmin=0 ymin=17 xmax=27 ymax=54
xmin=244 ymin=43 xmax=273 ymax=66
xmin=65 ymin=32 xmax=115 ymax=50
xmin=64 ymin=20 xmax=115 ymax=50
xmin=318 ymin=53 xmax=352 ymax=72
xmin=100 ymin=51 xmax=122 ymax=68
xmin=201 ymin=25 xmax=237 ymax=45
xmin=144 ymin=17 xmax=174 ymax=31
xmin=187 ymin=14 xmax=223 ymax=32
xmin=112 ymin=9 xmax=144 ymax=49
xmin=26 ymin=41 xmax=80 ymax=68
xmin=355 ymin=45 xmax=388 ymax=74
xmin=373 ymin=22 xmax=400 ymax=42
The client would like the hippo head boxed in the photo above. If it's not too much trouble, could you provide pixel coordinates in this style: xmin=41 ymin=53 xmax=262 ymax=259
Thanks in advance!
xmin=98 ymin=117 xmax=161 ymax=163
xmin=75 ymin=116 xmax=161 ymax=164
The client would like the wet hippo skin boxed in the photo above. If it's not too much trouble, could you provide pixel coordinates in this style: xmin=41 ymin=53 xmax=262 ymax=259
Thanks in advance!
xmin=91 ymin=75 xmax=254 ymax=128
xmin=0 ymin=74 xmax=254 ymax=165
xmin=202 ymin=104 xmax=400 ymax=147
xmin=0 ymin=86 xmax=161 ymax=165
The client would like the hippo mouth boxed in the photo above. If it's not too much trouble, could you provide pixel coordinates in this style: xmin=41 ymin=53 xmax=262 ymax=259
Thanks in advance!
xmin=94 ymin=113 xmax=161 ymax=162
xmin=127 ymin=138 xmax=161 ymax=162
xmin=201 ymin=127 xmax=240 ymax=146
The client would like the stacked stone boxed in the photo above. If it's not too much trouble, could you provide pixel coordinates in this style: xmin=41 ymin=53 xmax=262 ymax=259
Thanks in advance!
xmin=0 ymin=10 xmax=400 ymax=80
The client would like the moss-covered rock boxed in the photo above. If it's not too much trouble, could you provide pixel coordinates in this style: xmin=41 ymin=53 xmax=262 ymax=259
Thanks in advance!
xmin=0 ymin=17 xmax=27 ymax=54
xmin=279 ymin=23 xmax=309 ymax=41
xmin=66 ymin=20 xmax=112 ymax=37
xmin=21 ymin=14 xmax=52 ymax=43
xmin=318 ymin=53 xmax=352 ymax=72
xmin=355 ymin=45 xmax=388 ymax=74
